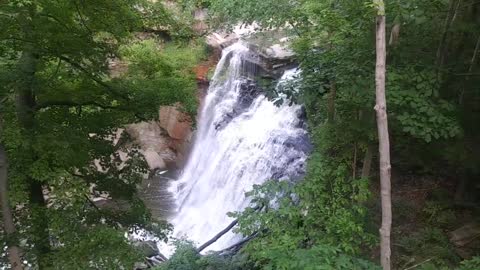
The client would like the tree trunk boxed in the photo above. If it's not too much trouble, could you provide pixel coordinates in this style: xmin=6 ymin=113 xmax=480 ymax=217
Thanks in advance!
xmin=388 ymin=21 xmax=400 ymax=47
xmin=197 ymin=219 xmax=238 ymax=253
xmin=0 ymin=144 xmax=23 ymax=270
xmin=16 ymin=44 xmax=52 ymax=269
xmin=361 ymin=144 xmax=374 ymax=179
xmin=436 ymin=0 xmax=462 ymax=70
xmin=468 ymin=34 xmax=480 ymax=74
xmin=327 ymin=80 xmax=337 ymax=123
xmin=374 ymin=1 xmax=392 ymax=269
xmin=459 ymin=34 xmax=480 ymax=104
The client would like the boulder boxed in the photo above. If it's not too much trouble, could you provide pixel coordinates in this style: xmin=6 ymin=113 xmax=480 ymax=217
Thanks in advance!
xmin=265 ymin=43 xmax=295 ymax=60
xmin=125 ymin=121 xmax=174 ymax=171
xmin=206 ymin=32 xmax=239 ymax=50
xmin=159 ymin=106 xmax=192 ymax=141
xmin=141 ymin=149 xmax=167 ymax=170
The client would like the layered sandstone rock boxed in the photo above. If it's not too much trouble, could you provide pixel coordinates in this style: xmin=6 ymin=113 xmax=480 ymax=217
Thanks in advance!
xmin=125 ymin=105 xmax=193 ymax=172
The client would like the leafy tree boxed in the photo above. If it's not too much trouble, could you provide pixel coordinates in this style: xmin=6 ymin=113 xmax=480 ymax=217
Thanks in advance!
xmin=0 ymin=0 xmax=201 ymax=268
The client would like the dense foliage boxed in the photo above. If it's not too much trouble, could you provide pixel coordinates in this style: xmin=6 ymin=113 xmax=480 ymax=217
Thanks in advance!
xmin=0 ymin=0 xmax=202 ymax=268
xmin=195 ymin=0 xmax=480 ymax=269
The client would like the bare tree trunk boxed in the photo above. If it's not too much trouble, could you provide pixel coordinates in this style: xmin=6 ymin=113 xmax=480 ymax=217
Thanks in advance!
xmin=459 ymin=34 xmax=480 ymax=104
xmin=361 ymin=144 xmax=374 ymax=179
xmin=468 ymin=34 xmax=480 ymax=74
xmin=388 ymin=21 xmax=400 ymax=47
xmin=436 ymin=0 xmax=462 ymax=71
xmin=374 ymin=1 xmax=392 ymax=269
xmin=197 ymin=219 xmax=238 ymax=253
xmin=0 ymin=144 xmax=23 ymax=270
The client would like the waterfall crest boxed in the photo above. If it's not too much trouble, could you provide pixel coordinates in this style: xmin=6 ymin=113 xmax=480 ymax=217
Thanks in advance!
xmin=163 ymin=42 xmax=309 ymax=254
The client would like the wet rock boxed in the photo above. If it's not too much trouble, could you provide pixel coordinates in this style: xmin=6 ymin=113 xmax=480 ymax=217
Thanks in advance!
xmin=214 ymin=80 xmax=263 ymax=130
xmin=296 ymin=105 xmax=308 ymax=129
xmin=283 ymin=133 xmax=313 ymax=154
xmin=207 ymin=32 xmax=239 ymax=52
xmin=238 ymin=80 xmax=262 ymax=108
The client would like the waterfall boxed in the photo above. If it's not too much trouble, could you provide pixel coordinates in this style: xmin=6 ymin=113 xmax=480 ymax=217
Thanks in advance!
xmin=162 ymin=42 xmax=310 ymax=255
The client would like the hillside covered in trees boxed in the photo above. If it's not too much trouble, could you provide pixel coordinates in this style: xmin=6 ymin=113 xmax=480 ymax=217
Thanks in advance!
xmin=1 ymin=0 xmax=480 ymax=269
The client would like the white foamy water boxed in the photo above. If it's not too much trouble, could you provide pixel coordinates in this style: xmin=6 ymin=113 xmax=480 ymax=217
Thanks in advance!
xmin=161 ymin=42 xmax=309 ymax=255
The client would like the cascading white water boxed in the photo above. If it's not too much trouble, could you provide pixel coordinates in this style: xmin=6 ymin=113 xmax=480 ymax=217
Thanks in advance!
xmin=163 ymin=42 xmax=309 ymax=255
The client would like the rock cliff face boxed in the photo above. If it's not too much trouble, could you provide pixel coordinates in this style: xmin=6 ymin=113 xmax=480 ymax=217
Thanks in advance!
xmin=125 ymin=105 xmax=193 ymax=172
xmin=205 ymin=30 xmax=297 ymax=78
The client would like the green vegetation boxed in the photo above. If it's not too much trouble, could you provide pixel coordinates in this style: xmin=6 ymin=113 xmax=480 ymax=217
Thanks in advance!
xmin=0 ymin=0 xmax=203 ymax=268
xmin=1 ymin=0 xmax=480 ymax=269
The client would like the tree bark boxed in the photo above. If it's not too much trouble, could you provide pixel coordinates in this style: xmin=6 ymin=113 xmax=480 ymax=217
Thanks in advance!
xmin=374 ymin=1 xmax=392 ymax=269
xmin=0 ymin=145 xmax=24 ymax=270
xmin=327 ymin=80 xmax=337 ymax=123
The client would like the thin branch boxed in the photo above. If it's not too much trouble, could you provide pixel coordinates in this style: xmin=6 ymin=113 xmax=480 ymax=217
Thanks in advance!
xmin=44 ymin=58 xmax=62 ymax=84
xmin=468 ymin=34 xmax=480 ymax=74
xmin=0 ymin=12 xmax=16 ymax=19
xmin=403 ymin=258 xmax=434 ymax=270
xmin=74 ymin=0 xmax=93 ymax=35
xmin=38 ymin=13 xmax=72 ymax=32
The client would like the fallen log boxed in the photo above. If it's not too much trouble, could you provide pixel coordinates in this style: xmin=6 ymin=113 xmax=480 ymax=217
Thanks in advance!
xmin=218 ymin=231 xmax=259 ymax=255
xmin=196 ymin=205 xmax=264 ymax=253
xmin=197 ymin=219 xmax=239 ymax=253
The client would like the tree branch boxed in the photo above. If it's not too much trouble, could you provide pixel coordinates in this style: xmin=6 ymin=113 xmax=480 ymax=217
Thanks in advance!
xmin=35 ymin=100 xmax=117 ymax=111
xmin=74 ymin=0 xmax=93 ymax=35
xmin=58 ymin=56 xmax=130 ymax=101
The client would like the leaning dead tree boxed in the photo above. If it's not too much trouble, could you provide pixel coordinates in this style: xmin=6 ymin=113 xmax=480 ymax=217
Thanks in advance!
xmin=373 ymin=0 xmax=392 ymax=270
xmin=197 ymin=219 xmax=239 ymax=253
xmin=196 ymin=205 xmax=263 ymax=254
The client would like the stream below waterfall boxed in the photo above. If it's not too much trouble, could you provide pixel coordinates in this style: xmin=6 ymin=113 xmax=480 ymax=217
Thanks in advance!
xmin=159 ymin=41 xmax=310 ymax=256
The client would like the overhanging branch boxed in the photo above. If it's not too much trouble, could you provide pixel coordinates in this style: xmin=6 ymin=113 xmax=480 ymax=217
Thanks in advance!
xmin=58 ymin=56 xmax=131 ymax=101
xmin=35 ymin=100 xmax=119 ymax=111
